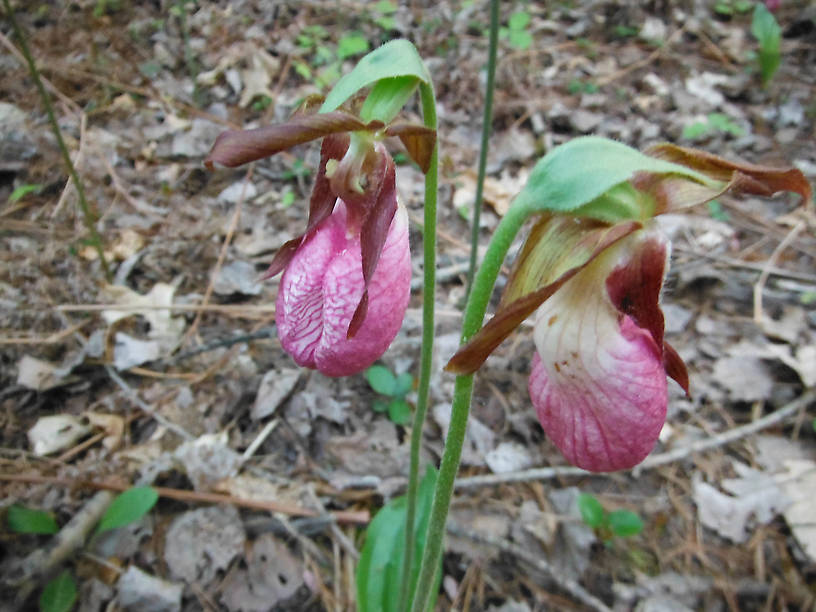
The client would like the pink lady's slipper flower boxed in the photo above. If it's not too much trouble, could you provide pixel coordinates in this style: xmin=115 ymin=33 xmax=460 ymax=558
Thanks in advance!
xmin=447 ymin=142 xmax=811 ymax=472
xmin=206 ymin=109 xmax=435 ymax=376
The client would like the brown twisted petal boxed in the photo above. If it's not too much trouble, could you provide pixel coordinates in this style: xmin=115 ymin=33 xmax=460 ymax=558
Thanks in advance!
xmin=204 ymin=112 xmax=384 ymax=169
xmin=348 ymin=147 xmax=398 ymax=338
xmin=261 ymin=135 xmax=351 ymax=281
xmin=384 ymin=124 xmax=437 ymax=174
xmin=645 ymin=143 xmax=813 ymax=207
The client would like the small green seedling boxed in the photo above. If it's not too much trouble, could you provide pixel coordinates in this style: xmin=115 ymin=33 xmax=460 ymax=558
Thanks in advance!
xmin=500 ymin=11 xmax=533 ymax=50
xmin=8 ymin=183 xmax=43 ymax=203
xmin=682 ymin=112 xmax=745 ymax=141
xmin=7 ymin=487 xmax=158 ymax=612
xmin=713 ymin=0 xmax=754 ymax=16
xmin=751 ymin=3 xmax=781 ymax=87
xmin=365 ymin=365 xmax=414 ymax=425
xmin=578 ymin=492 xmax=644 ymax=545
xmin=707 ymin=199 xmax=730 ymax=222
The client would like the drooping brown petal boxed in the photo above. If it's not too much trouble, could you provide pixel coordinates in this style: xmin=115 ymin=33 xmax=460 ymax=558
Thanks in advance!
xmin=347 ymin=147 xmax=398 ymax=338
xmin=645 ymin=143 xmax=813 ymax=207
xmin=445 ymin=217 xmax=641 ymax=375
xmin=385 ymin=123 xmax=437 ymax=174
xmin=260 ymin=235 xmax=303 ymax=281
xmin=259 ymin=135 xmax=351 ymax=281
xmin=204 ymin=112 xmax=383 ymax=169
xmin=306 ymin=134 xmax=350 ymax=234
xmin=663 ymin=341 xmax=690 ymax=395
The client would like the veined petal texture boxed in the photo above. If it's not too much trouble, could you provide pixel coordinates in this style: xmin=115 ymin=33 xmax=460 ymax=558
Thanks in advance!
xmin=529 ymin=237 xmax=669 ymax=472
xmin=276 ymin=202 xmax=411 ymax=376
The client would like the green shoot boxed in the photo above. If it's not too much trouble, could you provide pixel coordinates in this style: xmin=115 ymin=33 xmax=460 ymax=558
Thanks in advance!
xmin=578 ymin=493 xmax=644 ymax=544
xmin=365 ymin=365 xmax=414 ymax=425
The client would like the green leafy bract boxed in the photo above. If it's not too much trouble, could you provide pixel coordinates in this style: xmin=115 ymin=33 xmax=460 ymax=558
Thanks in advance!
xmin=95 ymin=487 xmax=158 ymax=534
xmin=7 ymin=505 xmax=59 ymax=535
xmin=512 ymin=136 xmax=713 ymax=221
xmin=321 ymin=39 xmax=431 ymax=118
xmin=39 ymin=571 xmax=77 ymax=612
xmin=356 ymin=467 xmax=440 ymax=612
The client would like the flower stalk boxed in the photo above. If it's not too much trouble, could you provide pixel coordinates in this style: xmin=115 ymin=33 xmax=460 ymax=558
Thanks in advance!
xmin=399 ymin=80 xmax=438 ymax=612
xmin=410 ymin=203 xmax=530 ymax=612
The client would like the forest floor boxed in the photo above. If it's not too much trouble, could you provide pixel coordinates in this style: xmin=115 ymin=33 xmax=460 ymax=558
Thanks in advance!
xmin=1 ymin=1 xmax=816 ymax=610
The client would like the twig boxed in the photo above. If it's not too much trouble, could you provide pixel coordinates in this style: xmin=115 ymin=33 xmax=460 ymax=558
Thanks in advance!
xmin=0 ymin=320 xmax=90 ymax=345
xmin=753 ymin=221 xmax=806 ymax=324
xmin=105 ymin=366 xmax=194 ymax=440
xmin=596 ymin=26 xmax=685 ymax=86
xmin=241 ymin=418 xmax=280 ymax=463
xmin=2 ymin=0 xmax=112 ymax=280
xmin=446 ymin=521 xmax=613 ymax=612
xmin=54 ymin=303 xmax=276 ymax=315
xmin=455 ymin=389 xmax=816 ymax=488
xmin=10 ymin=491 xmax=114 ymax=609
xmin=0 ymin=473 xmax=370 ymax=525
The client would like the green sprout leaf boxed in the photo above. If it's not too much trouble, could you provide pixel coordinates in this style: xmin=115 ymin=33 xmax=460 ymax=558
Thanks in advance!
xmin=7 ymin=505 xmax=59 ymax=535
xmin=320 ymin=39 xmax=430 ymax=116
xmin=577 ymin=493 xmax=605 ymax=528
xmin=372 ymin=398 xmax=390 ymax=413
xmin=95 ymin=487 xmax=158 ymax=534
xmin=387 ymin=398 xmax=412 ymax=425
xmin=752 ymin=3 xmax=781 ymax=86
xmin=366 ymin=365 xmax=397 ymax=396
xmin=9 ymin=183 xmax=43 ymax=203
xmin=338 ymin=34 xmax=370 ymax=60
xmin=682 ymin=121 xmax=710 ymax=140
xmin=607 ymin=509 xmax=644 ymax=537
xmin=393 ymin=372 xmax=413 ymax=397
xmin=39 ymin=571 xmax=77 ymax=612
xmin=356 ymin=467 xmax=440 ymax=612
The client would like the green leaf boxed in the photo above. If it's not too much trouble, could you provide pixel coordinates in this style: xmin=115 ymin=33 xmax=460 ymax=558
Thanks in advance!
xmin=366 ymin=365 xmax=397 ymax=396
xmin=320 ymin=39 xmax=431 ymax=115
xmin=607 ymin=509 xmax=644 ymax=537
xmin=338 ymin=34 xmax=370 ymax=60
xmin=95 ymin=487 xmax=158 ymax=534
xmin=39 ymin=571 xmax=77 ymax=612
xmin=359 ymin=75 xmax=420 ymax=123
xmin=512 ymin=136 xmax=713 ymax=220
xmin=393 ymin=372 xmax=414 ymax=397
xmin=707 ymin=112 xmax=744 ymax=136
xmin=374 ymin=0 xmax=397 ymax=13
xmin=577 ymin=493 xmax=605 ymax=528
xmin=7 ymin=505 xmax=59 ymax=535
xmin=372 ymin=398 xmax=390 ymax=413
xmin=682 ymin=121 xmax=710 ymax=140
xmin=509 ymin=30 xmax=532 ymax=50
xmin=356 ymin=467 xmax=440 ymax=612
xmin=387 ymin=399 xmax=412 ymax=425
xmin=508 ymin=11 xmax=531 ymax=31
xmin=9 ymin=183 xmax=42 ymax=203
xmin=281 ymin=189 xmax=295 ymax=208
xmin=707 ymin=199 xmax=730 ymax=222
xmin=752 ymin=3 xmax=781 ymax=86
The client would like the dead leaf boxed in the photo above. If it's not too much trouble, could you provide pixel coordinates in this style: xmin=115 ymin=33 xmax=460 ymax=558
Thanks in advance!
xmin=28 ymin=415 xmax=91 ymax=456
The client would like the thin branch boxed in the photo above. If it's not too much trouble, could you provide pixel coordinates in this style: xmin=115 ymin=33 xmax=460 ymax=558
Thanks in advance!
xmin=0 ymin=473 xmax=370 ymax=525
xmin=454 ymin=389 xmax=816 ymax=489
